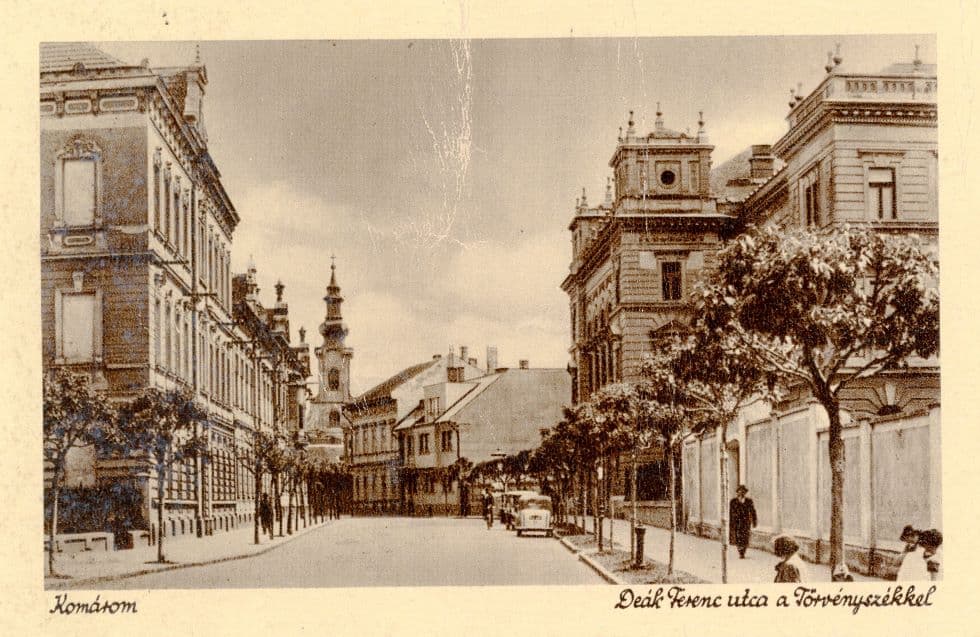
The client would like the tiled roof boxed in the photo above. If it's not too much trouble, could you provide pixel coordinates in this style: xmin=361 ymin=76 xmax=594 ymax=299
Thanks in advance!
xmin=353 ymin=359 xmax=439 ymax=404
xmin=40 ymin=42 xmax=129 ymax=73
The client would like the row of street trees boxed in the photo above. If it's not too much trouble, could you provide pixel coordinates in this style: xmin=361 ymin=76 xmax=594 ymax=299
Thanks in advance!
xmin=43 ymin=372 xmax=350 ymax=576
xmin=527 ymin=223 xmax=939 ymax=582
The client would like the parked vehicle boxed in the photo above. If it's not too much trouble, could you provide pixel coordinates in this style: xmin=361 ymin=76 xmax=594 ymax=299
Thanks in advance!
xmin=500 ymin=490 xmax=538 ymax=530
xmin=514 ymin=494 xmax=553 ymax=537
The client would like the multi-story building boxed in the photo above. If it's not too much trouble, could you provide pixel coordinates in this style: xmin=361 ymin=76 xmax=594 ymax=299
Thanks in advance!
xmin=41 ymin=43 xmax=307 ymax=545
xmin=396 ymin=358 xmax=570 ymax=515
xmin=680 ymin=52 xmax=939 ymax=577
xmin=343 ymin=349 xmax=484 ymax=514
xmin=561 ymin=108 xmax=737 ymax=513
xmin=562 ymin=49 xmax=939 ymax=576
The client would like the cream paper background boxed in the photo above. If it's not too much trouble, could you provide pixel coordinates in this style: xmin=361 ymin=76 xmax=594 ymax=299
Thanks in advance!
xmin=3 ymin=1 xmax=977 ymax=635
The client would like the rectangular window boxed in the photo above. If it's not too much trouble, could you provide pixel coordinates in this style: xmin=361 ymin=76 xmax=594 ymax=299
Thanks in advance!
xmin=441 ymin=430 xmax=453 ymax=452
xmin=62 ymin=293 xmax=96 ymax=360
xmin=419 ymin=433 xmax=430 ymax=454
xmin=153 ymin=164 xmax=161 ymax=231
xmin=164 ymin=176 xmax=171 ymax=241
xmin=661 ymin=261 xmax=682 ymax=301
xmin=689 ymin=161 xmax=700 ymax=193
xmin=153 ymin=299 xmax=161 ymax=365
xmin=63 ymin=159 xmax=96 ymax=226
xmin=869 ymin=167 xmax=896 ymax=220
xmin=406 ymin=435 xmax=414 ymax=456
xmin=801 ymin=168 xmax=820 ymax=227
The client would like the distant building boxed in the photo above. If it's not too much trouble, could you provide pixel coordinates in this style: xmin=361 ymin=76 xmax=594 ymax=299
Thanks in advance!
xmin=396 ymin=359 xmax=571 ymax=515
xmin=343 ymin=349 xmax=485 ymax=514
xmin=304 ymin=260 xmax=352 ymax=463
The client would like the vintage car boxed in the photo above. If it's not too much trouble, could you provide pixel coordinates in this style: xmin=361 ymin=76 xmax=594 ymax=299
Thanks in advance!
xmin=500 ymin=490 xmax=538 ymax=529
xmin=514 ymin=494 xmax=553 ymax=537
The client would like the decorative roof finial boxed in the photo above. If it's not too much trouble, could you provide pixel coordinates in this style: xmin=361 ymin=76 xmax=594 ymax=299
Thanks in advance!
xmin=299 ymin=326 xmax=306 ymax=343
xmin=329 ymin=254 xmax=338 ymax=288
xmin=655 ymin=102 xmax=664 ymax=130
xmin=789 ymin=88 xmax=797 ymax=109
xmin=195 ymin=44 xmax=201 ymax=65
xmin=247 ymin=253 xmax=256 ymax=272
xmin=581 ymin=187 xmax=588 ymax=208
xmin=605 ymin=176 xmax=613 ymax=204
xmin=275 ymin=279 xmax=285 ymax=303
xmin=833 ymin=42 xmax=842 ymax=67
xmin=795 ymin=82 xmax=804 ymax=103
xmin=913 ymin=44 xmax=922 ymax=68
xmin=618 ymin=126 xmax=623 ymax=142
xmin=626 ymin=110 xmax=635 ymax=136
xmin=825 ymin=51 xmax=834 ymax=74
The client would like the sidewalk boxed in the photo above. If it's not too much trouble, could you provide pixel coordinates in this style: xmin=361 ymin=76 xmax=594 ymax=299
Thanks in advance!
xmin=575 ymin=516 xmax=884 ymax=583
xmin=45 ymin=517 xmax=339 ymax=589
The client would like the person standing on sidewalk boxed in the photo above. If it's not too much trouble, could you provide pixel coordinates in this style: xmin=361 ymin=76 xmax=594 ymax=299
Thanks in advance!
xmin=729 ymin=485 xmax=757 ymax=559
xmin=482 ymin=488 xmax=494 ymax=529
xmin=896 ymin=525 xmax=927 ymax=581
xmin=773 ymin=535 xmax=808 ymax=583
xmin=260 ymin=494 xmax=274 ymax=538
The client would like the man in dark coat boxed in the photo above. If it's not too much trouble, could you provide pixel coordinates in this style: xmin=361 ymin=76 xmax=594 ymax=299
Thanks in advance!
xmin=729 ymin=484 xmax=757 ymax=559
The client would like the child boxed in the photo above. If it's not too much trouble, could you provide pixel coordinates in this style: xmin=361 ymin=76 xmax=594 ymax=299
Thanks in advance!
xmin=773 ymin=535 xmax=807 ymax=582
xmin=896 ymin=525 xmax=928 ymax=581
xmin=919 ymin=529 xmax=942 ymax=581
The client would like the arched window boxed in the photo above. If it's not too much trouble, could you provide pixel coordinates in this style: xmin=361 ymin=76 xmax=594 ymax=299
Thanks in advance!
xmin=328 ymin=367 xmax=340 ymax=391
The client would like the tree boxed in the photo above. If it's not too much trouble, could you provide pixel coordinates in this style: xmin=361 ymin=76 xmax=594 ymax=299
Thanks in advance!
xmin=668 ymin=327 xmax=774 ymax=583
xmin=698 ymin=224 xmax=939 ymax=575
xmin=43 ymin=368 xmax=115 ymax=576
xmin=238 ymin=427 xmax=285 ymax=544
xmin=116 ymin=388 xmax=208 ymax=563
xmin=592 ymin=383 xmax=654 ymax=558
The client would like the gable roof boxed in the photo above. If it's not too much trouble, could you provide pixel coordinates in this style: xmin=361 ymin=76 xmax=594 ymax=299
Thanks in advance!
xmin=435 ymin=374 xmax=503 ymax=424
xmin=40 ymin=42 xmax=129 ymax=73
xmin=353 ymin=359 xmax=440 ymax=404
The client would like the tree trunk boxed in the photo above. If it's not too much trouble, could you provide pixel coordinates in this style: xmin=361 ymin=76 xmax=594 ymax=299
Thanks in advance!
xmin=827 ymin=398 xmax=845 ymax=575
xmin=607 ymin=455 xmax=614 ymax=553
xmin=287 ymin=478 xmax=294 ymax=535
xmin=631 ymin=446 xmax=638 ymax=562
xmin=253 ymin=465 xmax=261 ymax=545
xmin=157 ymin=464 xmax=166 ymax=563
xmin=668 ymin=442 xmax=677 ymax=575
xmin=273 ymin=473 xmax=284 ymax=537
xmin=719 ymin=424 xmax=730 ymax=585
xmin=48 ymin=465 xmax=62 ymax=576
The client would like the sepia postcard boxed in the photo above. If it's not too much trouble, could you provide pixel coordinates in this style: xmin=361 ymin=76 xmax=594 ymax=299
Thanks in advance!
xmin=4 ymin=1 xmax=979 ymax=636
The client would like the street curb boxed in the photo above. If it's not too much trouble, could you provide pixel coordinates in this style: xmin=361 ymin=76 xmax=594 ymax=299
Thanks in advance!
xmin=555 ymin=535 xmax=622 ymax=585
xmin=46 ymin=519 xmax=335 ymax=589
xmin=577 ymin=550 xmax=626 ymax=585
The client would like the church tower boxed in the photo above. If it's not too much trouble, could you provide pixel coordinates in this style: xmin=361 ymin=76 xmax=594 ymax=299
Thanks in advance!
xmin=312 ymin=257 xmax=352 ymax=446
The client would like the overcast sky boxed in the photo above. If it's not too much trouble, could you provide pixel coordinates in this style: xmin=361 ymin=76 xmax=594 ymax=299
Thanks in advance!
xmin=99 ymin=35 xmax=934 ymax=394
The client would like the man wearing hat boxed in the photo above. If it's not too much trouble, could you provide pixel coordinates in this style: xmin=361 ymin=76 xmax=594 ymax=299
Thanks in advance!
xmin=729 ymin=484 xmax=758 ymax=559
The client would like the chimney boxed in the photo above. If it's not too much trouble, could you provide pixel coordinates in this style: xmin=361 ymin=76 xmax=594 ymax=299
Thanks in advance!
xmin=460 ymin=345 xmax=468 ymax=362
xmin=468 ymin=357 xmax=478 ymax=367
xmin=432 ymin=354 xmax=442 ymax=360
xmin=519 ymin=359 xmax=529 ymax=370
xmin=486 ymin=346 xmax=498 ymax=374
xmin=749 ymin=145 xmax=775 ymax=181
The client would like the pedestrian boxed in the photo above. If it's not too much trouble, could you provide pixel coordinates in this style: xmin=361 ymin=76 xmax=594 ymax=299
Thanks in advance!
xmin=259 ymin=494 xmax=274 ymax=537
xmin=919 ymin=528 xmax=942 ymax=581
xmin=773 ymin=535 xmax=807 ymax=583
xmin=483 ymin=488 xmax=494 ymax=529
xmin=729 ymin=484 xmax=757 ymax=559
xmin=896 ymin=525 xmax=928 ymax=581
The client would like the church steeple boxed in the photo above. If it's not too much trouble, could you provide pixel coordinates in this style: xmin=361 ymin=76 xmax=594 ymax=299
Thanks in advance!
xmin=315 ymin=256 xmax=353 ymax=405
xmin=319 ymin=256 xmax=348 ymax=344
